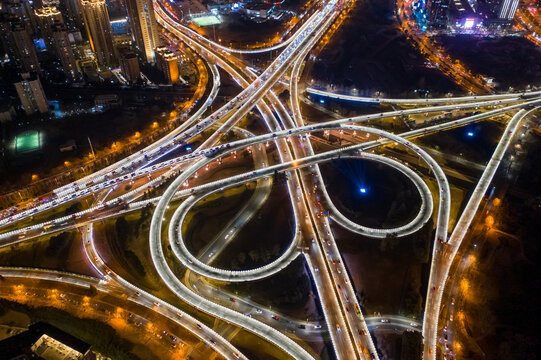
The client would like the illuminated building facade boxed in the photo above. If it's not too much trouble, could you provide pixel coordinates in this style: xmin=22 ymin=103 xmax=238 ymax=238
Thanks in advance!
xmin=59 ymin=0 xmax=85 ymax=31
xmin=0 ymin=16 xmax=41 ymax=72
xmin=80 ymin=0 xmax=118 ymax=66
xmin=155 ymin=46 xmax=180 ymax=84
xmin=34 ymin=6 xmax=64 ymax=51
xmin=14 ymin=73 xmax=49 ymax=115
xmin=125 ymin=0 xmax=161 ymax=62
xmin=52 ymin=24 xmax=82 ymax=81
xmin=120 ymin=52 xmax=141 ymax=83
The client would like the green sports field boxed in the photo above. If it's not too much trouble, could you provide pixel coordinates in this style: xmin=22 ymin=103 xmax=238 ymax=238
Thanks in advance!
xmin=192 ymin=15 xmax=222 ymax=26
xmin=15 ymin=131 xmax=40 ymax=153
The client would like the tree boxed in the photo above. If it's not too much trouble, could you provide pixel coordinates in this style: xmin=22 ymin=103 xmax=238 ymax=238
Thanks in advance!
xmin=115 ymin=217 xmax=132 ymax=246
xmin=64 ymin=202 xmax=82 ymax=216
xmin=248 ymin=250 xmax=259 ymax=263
xmin=238 ymin=252 xmax=246 ymax=264
xmin=401 ymin=331 xmax=422 ymax=360
xmin=46 ymin=233 xmax=71 ymax=257
xmin=86 ymin=285 xmax=98 ymax=297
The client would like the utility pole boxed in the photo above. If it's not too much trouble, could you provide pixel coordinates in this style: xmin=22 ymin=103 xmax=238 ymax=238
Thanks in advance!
xmin=88 ymin=137 xmax=96 ymax=159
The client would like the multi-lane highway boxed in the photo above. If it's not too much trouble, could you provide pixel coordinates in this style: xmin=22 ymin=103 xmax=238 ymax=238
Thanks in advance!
xmin=1 ymin=98 xmax=539 ymax=357
xmin=0 ymin=0 xmax=540 ymax=358
xmin=306 ymin=87 xmax=541 ymax=105
xmin=422 ymin=108 xmax=537 ymax=359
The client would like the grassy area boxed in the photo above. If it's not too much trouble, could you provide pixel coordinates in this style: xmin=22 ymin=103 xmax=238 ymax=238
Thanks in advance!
xmin=337 ymin=222 xmax=431 ymax=318
xmin=0 ymin=231 xmax=92 ymax=276
xmin=95 ymin=206 xmax=165 ymax=294
xmin=212 ymin=182 xmax=294 ymax=271
xmin=192 ymin=15 xmax=222 ymax=26
xmin=320 ymin=159 xmax=423 ymax=229
xmin=423 ymin=176 xmax=465 ymax=232
xmin=183 ymin=184 xmax=256 ymax=256
xmin=223 ymin=257 xmax=312 ymax=318
xmin=230 ymin=328 xmax=297 ymax=360
xmin=415 ymin=119 xmax=505 ymax=165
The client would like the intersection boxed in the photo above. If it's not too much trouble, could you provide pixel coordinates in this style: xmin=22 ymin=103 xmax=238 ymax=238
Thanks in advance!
xmin=0 ymin=0 xmax=539 ymax=359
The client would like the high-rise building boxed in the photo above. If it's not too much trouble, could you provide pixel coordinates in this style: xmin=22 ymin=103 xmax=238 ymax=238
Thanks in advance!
xmin=34 ymin=6 xmax=64 ymax=51
xmin=125 ymin=0 xmax=160 ymax=62
xmin=427 ymin=0 xmax=450 ymax=28
xmin=0 ymin=0 xmax=39 ymax=36
xmin=155 ymin=46 xmax=179 ymax=84
xmin=58 ymin=0 xmax=85 ymax=31
xmin=14 ymin=73 xmax=48 ymax=115
xmin=0 ymin=16 xmax=41 ymax=72
xmin=80 ymin=0 xmax=118 ymax=66
xmin=120 ymin=52 xmax=140 ymax=83
xmin=52 ymin=24 xmax=81 ymax=81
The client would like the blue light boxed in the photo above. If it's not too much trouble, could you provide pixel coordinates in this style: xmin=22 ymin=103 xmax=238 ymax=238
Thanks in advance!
xmin=359 ymin=188 xmax=366 ymax=194
xmin=319 ymin=99 xmax=325 ymax=104
xmin=467 ymin=132 xmax=474 ymax=137
xmin=186 ymin=146 xmax=192 ymax=151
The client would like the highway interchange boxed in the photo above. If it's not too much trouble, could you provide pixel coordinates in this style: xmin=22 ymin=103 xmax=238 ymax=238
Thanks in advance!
xmin=0 ymin=0 xmax=540 ymax=358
